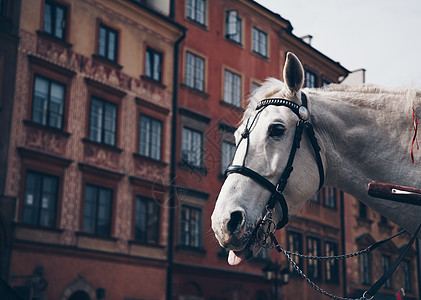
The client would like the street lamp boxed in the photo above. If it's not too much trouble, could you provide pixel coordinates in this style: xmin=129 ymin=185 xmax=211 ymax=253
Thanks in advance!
xmin=262 ymin=261 xmax=290 ymax=300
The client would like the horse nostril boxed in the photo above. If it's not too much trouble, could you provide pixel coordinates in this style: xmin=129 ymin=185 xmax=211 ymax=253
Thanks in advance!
xmin=227 ymin=210 xmax=245 ymax=234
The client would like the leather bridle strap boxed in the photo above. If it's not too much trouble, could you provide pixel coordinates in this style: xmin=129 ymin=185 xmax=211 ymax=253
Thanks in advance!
xmin=225 ymin=93 xmax=324 ymax=230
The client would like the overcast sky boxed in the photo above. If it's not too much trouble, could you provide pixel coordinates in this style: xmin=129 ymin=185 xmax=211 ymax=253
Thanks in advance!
xmin=255 ymin=0 xmax=421 ymax=89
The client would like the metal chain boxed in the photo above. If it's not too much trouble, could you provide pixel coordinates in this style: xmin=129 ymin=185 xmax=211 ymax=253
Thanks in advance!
xmin=275 ymin=242 xmax=369 ymax=300
xmin=282 ymin=247 xmax=370 ymax=261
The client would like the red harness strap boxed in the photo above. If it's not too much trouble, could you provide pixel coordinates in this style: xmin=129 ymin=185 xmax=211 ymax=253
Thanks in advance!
xmin=411 ymin=108 xmax=419 ymax=164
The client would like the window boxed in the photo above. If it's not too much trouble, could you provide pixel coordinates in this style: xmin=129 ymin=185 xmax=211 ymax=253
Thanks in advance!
xmin=23 ymin=171 xmax=58 ymax=228
xmin=287 ymin=231 xmax=303 ymax=271
xmin=182 ymin=127 xmax=203 ymax=168
xmin=305 ymin=70 xmax=318 ymax=88
xmin=254 ymin=248 xmax=269 ymax=260
xmin=252 ymin=27 xmax=267 ymax=57
xmin=185 ymin=52 xmax=204 ymax=92
xmin=402 ymin=260 xmax=411 ymax=291
xmin=360 ymin=254 xmax=371 ymax=285
xmin=224 ymin=70 xmax=241 ymax=107
xmin=134 ymin=196 xmax=159 ymax=244
xmin=83 ymin=184 xmax=112 ymax=237
xmin=145 ymin=47 xmax=162 ymax=82
xmin=32 ymin=75 xmax=65 ymax=129
xmin=252 ymin=82 xmax=261 ymax=93
xmin=381 ymin=255 xmax=392 ymax=288
xmin=98 ymin=24 xmax=118 ymax=63
xmin=221 ymin=141 xmax=236 ymax=173
xmin=322 ymin=79 xmax=332 ymax=87
xmin=380 ymin=215 xmax=388 ymax=224
xmin=323 ymin=187 xmax=336 ymax=208
xmin=225 ymin=10 xmax=242 ymax=44
xmin=89 ymin=96 xmax=117 ymax=146
xmin=186 ymin=0 xmax=206 ymax=25
xmin=139 ymin=115 xmax=162 ymax=160
xmin=307 ymin=236 xmax=321 ymax=280
xmin=359 ymin=202 xmax=368 ymax=219
xmin=43 ymin=0 xmax=67 ymax=40
xmin=180 ymin=205 xmax=201 ymax=248
xmin=325 ymin=241 xmax=339 ymax=282
xmin=309 ymin=191 xmax=320 ymax=203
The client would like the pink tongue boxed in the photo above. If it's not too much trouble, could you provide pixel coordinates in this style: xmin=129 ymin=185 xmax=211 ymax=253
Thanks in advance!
xmin=228 ymin=250 xmax=245 ymax=266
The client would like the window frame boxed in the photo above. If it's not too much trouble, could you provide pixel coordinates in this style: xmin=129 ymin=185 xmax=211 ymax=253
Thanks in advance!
xmin=221 ymin=141 xmax=236 ymax=174
xmin=42 ymin=0 xmax=69 ymax=41
xmin=306 ymin=235 xmax=322 ymax=280
xmin=22 ymin=170 xmax=59 ymax=228
xmin=181 ymin=127 xmax=204 ymax=168
xmin=144 ymin=46 xmax=163 ymax=83
xmin=225 ymin=10 xmax=242 ymax=45
xmin=82 ymin=183 xmax=113 ymax=237
xmin=252 ymin=26 xmax=268 ymax=58
xmin=402 ymin=260 xmax=411 ymax=291
xmin=381 ymin=255 xmax=392 ymax=289
xmin=179 ymin=204 xmax=202 ymax=248
xmin=134 ymin=195 xmax=160 ymax=245
xmin=31 ymin=74 xmax=66 ymax=130
xmin=223 ymin=68 xmax=242 ymax=107
xmin=305 ymin=69 xmax=319 ymax=88
xmin=28 ymin=55 xmax=75 ymax=133
xmin=97 ymin=22 xmax=119 ymax=64
xmin=322 ymin=186 xmax=337 ymax=209
xmin=325 ymin=240 xmax=340 ymax=283
xmin=84 ymin=78 xmax=125 ymax=150
xmin=88 ymin=96 xmax=118 ymax=147
xmin=138 ymin=114 xmax=163 ymax=161
xmin=184 ymin=51 xmax=205 ymax=92
xmin=360 ymin=252 xmax=371 ymax=285
xmin=287 ymin=230 xmax=303 ymax=273
xmin=186 ymin=0 xmax=207 ymax=26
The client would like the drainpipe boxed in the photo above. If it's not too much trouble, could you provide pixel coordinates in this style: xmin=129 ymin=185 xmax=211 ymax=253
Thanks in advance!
xmin=340 ymin=191 xmax=348 ymax=297
xmin=166 ymin=25 xmax=186 ymax=300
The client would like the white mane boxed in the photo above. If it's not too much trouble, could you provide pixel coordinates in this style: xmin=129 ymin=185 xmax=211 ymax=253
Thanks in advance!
xmin=244 ymin=78 xmax=421 ymax=123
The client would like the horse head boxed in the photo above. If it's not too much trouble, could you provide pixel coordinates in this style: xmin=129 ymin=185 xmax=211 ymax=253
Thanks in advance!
xmin=211 ymin=53 xmax=324 ymax=265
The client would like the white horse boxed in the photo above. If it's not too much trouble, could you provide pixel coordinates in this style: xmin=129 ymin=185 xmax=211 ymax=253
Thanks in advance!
xmin=211 ymin=52 xmax=421 ymax=266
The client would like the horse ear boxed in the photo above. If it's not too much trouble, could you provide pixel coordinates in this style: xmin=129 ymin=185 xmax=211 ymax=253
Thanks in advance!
xmin=283 ymin=52 xmax=304 ymax=95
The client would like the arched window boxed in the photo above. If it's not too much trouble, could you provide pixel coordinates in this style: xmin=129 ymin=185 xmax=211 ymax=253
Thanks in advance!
xmin=69 ymin=290 xmax=91 ymax=300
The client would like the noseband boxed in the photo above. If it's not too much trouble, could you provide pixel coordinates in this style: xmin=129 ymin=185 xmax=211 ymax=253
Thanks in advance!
xmin=225 ymin=93 xmax=324 ymax=230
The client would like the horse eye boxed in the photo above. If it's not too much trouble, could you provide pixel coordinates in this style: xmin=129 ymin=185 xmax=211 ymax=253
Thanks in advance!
xmin=268 ymin=124 xmax=285 ymax=138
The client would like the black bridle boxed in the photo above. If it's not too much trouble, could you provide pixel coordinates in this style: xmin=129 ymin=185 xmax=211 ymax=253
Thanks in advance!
xmin=225 ymin=93 xmax=324 ymax=230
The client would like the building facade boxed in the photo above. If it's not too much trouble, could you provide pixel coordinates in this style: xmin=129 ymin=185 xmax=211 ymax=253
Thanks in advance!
xmin=1 ymin=0 xmax=183 ymax=299
xmin=170 ymin=0 xmax=349 ymax=299
xmin=3 ymin=1 xmax=417 ymax=300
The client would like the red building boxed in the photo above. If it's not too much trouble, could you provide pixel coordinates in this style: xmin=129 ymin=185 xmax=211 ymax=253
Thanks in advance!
xmin=170 ymin=1 xmax=349 ymax=299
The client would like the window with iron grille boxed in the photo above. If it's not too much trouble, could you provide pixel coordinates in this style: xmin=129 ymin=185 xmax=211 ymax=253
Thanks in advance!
xmin=221 ymin=141 xmax=236 ymax=174
xmin=307 ymin=236 xmax=322 ymax=280
xmin=182 ymin=127 xmax=203 ymax=168
xmin=139 ymin=115 xmax=162 ymax=160
xmin=89 ymin=96 xmax=117 ymax=146
xmin=287 ymin=231 xmax=303 ymax=272
xmin=186 ymin=0 xmax=206 ymax=25
xmin=252 ymin=27 xmax=268 ymax=57
xmin=224 ymin=69 xmax=241 ymax=107
xmin=32 ymin=75 xmax=65 ymax=129
xmin=185 ymin=51 xmax=204 ymax=92
xmin=43 ymin=0 xmax=67 ymax=40
xmin=305 ymin=70 xmax=318 ymax=88
xmin=325 ymin=241 xmax=339 ymax=282
xmin=98 ymin=24 xmax=118 ymax=63
xmin=180 ymin=205 xmax=201 ymax=248
xmin=145 ymin=47 xmax=162 ymax=82
xmin=360 ymin=253 xmax=371 ymax=285
xmin=23 ymin=171 xmax=58 ymax=228
xmin=83 ymin=184 xmax=112 ymax=237
xmin=225 ymin=10 xmax=242 ymax=44
xmin=134 ymin=196 xmax=159 ymax=244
